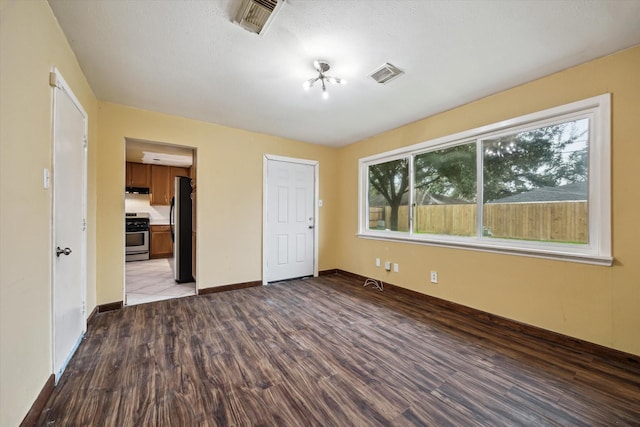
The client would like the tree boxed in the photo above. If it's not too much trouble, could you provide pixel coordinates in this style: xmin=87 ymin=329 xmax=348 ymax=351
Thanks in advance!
xmin=369 ymin=144 xmax=477 ymax=232
xmin=368 ymin=158 xmax=409 ymax=231
xmin=414 ymin=143 xmax=476 ymax=201
xmin=367 ymin=120 xmax=588 ymax=230
xmin=481 ymin=121 xmax=587 ymax=201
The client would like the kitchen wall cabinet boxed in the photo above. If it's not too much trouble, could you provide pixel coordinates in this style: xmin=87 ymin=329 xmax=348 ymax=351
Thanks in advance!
xmin=126 ymin=162 xmax=151 ymax=187
xmin=150 ymin=225 xmax=173 ymax=258
xmin=150 ymin=165 xmax=171 ymax=205
xmin=150 ymin=165 xmax=190 ymax=205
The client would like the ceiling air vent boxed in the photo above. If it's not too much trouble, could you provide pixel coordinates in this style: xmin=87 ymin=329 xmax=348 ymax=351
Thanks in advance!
xmin=369 ymin=63 xmax=404 ymax=84
xmin=236 ymin=0 xmax=283 ymax=35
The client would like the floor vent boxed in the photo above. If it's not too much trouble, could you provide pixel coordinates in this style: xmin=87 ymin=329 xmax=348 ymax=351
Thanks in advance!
xmin=236 ymin=0 xmax=282 ymax=35
xmin=369 ymin=63 xmax=404 ymax=84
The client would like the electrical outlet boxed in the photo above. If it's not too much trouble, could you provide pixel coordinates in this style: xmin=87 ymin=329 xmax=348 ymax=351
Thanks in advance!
xmin=384 ymin=261 xmax=391 ymax=271
xmin=430 ymin=271 xmax=438 ymax=283
xmin=375 ymin=258 xmax=381 ymax=267
xmin=393 ymin=263 xmax=399 ymax=273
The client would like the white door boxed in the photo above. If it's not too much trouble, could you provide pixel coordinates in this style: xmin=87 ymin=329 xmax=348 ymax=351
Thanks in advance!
xmin=51 ymin=70 xmax=87 ymax=381
xmin=265 ymin=157 xmax=317 ymax=283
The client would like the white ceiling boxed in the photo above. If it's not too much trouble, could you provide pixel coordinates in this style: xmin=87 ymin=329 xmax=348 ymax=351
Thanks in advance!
xmin=48 ymin=0 xmax=640 ymax=147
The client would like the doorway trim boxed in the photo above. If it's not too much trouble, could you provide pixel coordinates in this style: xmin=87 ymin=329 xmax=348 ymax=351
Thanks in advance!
xmin=50 ymin=67 xmax=88 ymax=381
xmin=123 ymin=139 xmax=198 ymax=305
xmin=262 ymin=154 xmax=319 ymax=285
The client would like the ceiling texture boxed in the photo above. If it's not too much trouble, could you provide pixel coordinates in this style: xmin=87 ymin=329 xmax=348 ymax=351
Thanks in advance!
xmin=49 ymin=0 xmax=640 ymax=147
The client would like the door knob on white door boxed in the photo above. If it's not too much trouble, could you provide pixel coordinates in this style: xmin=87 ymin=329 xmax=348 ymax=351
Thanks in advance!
xmin=56 ymin=246 xmax=72 ymax=257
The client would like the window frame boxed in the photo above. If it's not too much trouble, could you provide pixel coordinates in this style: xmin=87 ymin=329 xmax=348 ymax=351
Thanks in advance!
xmin=358 ymin=94 xmax=612 ymax=266
xmin=365 ymin=154 xmax=412 ymax=236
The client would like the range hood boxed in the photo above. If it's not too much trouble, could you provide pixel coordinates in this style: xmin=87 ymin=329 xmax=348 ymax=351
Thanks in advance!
xmin=125 ymin=186 xmax=150 ymax=194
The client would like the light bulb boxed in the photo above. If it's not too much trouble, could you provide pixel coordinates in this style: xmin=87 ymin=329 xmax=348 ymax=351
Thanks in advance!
xmin=302 ymin=81 xmax=311 ymax=90
xmin=322 ymin=90 xmax=329 ymax=100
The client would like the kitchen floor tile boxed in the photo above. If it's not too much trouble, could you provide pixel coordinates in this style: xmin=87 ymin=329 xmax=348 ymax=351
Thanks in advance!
xmin=125 ymin=258 xmax=196 ymax=306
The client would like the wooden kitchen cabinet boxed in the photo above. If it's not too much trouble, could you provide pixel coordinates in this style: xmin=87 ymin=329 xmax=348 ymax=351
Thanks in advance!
xmin=126 ymin=162 xmax=151 ymax=187
xmin=150 ymin=165 xmax=171 ymax=205
xmin=150 ymin=225 xmax=173 ymax=258
xmin=150 ymin=165 xmax=190 ymax=205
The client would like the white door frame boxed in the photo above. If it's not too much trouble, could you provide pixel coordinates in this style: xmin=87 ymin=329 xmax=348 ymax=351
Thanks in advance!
xmin=262 ymin=154 xmax=319 ymax=285
xmin=50 ymin=67 xmax=88 ymax=381
xmin=122 ymin=140 xmax=198 ymax=305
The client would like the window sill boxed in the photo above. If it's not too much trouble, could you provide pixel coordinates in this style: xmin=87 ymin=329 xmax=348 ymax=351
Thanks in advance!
xmin=356 ymin=232 xmax=613 ymax=267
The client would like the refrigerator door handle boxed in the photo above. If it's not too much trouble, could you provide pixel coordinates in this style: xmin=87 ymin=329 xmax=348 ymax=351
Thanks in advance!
xmin=169 ymin=196 xmax=175 ymax=242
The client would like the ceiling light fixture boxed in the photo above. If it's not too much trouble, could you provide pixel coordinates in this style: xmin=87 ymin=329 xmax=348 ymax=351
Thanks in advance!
xmin=302 ymin=60 xmax=346 ymax=100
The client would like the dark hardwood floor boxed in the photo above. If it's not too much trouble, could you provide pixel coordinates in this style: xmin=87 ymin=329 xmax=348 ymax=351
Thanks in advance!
xmin=38 ymin=274 xmax=640 ymax=426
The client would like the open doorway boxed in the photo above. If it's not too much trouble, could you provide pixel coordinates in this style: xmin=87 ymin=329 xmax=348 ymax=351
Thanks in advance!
xmin=124 ymin=138 xmax=197 ymax=305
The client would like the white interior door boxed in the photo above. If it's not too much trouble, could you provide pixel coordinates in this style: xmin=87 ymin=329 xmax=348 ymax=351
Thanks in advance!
xmin=51 ymin=70 xmax=87 ymax=381
xmin=265 ymin=157 xmax=317 ymax=283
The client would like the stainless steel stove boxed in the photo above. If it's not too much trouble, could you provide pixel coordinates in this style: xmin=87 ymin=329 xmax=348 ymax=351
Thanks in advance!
xmin=125 ymin=212 xmax=150 ymax=262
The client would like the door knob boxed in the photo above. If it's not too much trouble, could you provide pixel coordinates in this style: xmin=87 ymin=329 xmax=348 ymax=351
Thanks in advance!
xmin=308 ymin=225 xmax=314 ymax=229
xmin=56 ymin=246 xmax=72 ymax=257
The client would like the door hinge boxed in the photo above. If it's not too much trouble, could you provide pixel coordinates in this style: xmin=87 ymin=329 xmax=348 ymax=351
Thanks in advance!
xmin=83 ymin=136 xmax=88 ymax=148
xmin=82 ymin=219 xmax=87 ymax=231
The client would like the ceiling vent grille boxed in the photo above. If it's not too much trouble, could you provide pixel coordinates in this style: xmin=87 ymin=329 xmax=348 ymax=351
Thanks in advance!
xmin=236 ymin=0 xmax=282 ymax=35
xmin=369 ymin=63 xmax=404 ymax=84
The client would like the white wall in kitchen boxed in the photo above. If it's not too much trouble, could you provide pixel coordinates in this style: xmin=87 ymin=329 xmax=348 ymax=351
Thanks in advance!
xmin=125 ymin=194 xmax=171 ymax=224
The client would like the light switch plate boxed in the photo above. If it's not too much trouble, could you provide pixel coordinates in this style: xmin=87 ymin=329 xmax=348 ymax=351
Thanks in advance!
xmin=43 ymin=168 xmax=50 ymax=189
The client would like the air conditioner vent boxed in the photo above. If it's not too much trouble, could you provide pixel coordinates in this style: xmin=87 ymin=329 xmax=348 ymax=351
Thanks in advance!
xmin=236 ymin=0 xmax=282 ymax=35
xmin=369 ymin=63 xmax=404 ymax=84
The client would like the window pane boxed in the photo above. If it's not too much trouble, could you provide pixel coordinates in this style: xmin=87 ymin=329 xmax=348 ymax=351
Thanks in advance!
xmin=482 ymin=118 xmax=589 ymax=243
xmin=413 ymin=143 xmax=476 ymax=236
xmin=368 ymin=158 xmax=410 ymax=232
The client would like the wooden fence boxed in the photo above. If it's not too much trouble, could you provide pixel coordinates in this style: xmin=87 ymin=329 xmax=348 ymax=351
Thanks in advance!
xmin=369 ymin=201 xmax=587 ymax=243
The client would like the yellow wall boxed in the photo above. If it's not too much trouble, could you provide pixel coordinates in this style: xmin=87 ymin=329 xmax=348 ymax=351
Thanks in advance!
xmin=2 ymin=1 xmax=639 ymax=424
xmin=0 ymin=1 xmax=98 ymax=425
xmin=336 ymin=45 xmax=640 ymax=356
xmin=96 ymin=103 xmax=339 ymax=303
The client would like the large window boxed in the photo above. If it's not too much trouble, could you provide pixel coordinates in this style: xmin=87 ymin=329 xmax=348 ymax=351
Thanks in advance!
xmin=358 ymin=95 xmax=611 ymax=265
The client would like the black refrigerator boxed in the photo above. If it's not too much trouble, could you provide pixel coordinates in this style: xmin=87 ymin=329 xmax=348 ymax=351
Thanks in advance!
xmin=170 ymin=176 xmax=193 ymax=283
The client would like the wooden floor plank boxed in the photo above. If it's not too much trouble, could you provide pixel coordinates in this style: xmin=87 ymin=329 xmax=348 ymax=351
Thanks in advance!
xmin=37 ymin=274 xmax=640 ymax=426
